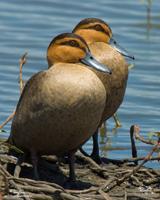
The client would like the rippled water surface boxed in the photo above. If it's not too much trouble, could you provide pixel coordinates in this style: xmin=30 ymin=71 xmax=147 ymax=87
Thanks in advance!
xmin=0 ymin=0 xmax=160 ymax=168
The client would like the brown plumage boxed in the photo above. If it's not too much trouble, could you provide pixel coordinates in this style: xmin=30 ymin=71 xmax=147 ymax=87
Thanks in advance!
xmin=90 ymin=42 xmax=128 ymax=124
xmin=9 ymin=33 xmax=107 ymax=180
xmin=72 ymin=18 xmax=130 ymax=163
xmin=10 ymin=64 xmax=106 ymax=154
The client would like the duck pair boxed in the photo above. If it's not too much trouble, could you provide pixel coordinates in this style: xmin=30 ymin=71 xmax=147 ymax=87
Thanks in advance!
xmin=9 ymin=18 xmax=134 ymax=182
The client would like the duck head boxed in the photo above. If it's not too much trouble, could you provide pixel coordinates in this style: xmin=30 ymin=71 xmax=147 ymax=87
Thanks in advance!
xmin=47 ymin=33 xmax=112 ymax=74
xmin=73 ymin=18 xmax=134 ymax=60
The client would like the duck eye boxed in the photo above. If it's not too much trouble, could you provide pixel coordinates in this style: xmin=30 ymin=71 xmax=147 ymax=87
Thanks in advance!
xmin=94 ymin=24 xmax=102 ymax=30
xmin=69 ymin=40 xmax=79 ymax=47
xmin=90 ymin=56 xmax=93 ymax=60
xmin=93 ymin=24 xmax=109 ymax=35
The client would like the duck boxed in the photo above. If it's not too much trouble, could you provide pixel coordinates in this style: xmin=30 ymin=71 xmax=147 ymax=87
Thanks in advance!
xmin=72 ymin=18 xmax=134 ymax=163
xmin=9 ymin=33 xmax=111 ymax=181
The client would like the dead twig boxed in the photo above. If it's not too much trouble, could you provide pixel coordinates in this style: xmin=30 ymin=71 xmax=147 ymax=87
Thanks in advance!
xmin=130 ymin=175 xmax=142 ymax=186
xmin=18 ymin=184 xmax=61 ymax=194
xmin=121 ymin=155 xmax=160 ymax=163
xmin=0 ymin=111 xmax=15 ymax=130
xmin=9 ymin=177 xmax=64 ymax=191
xmin=66 ymin=186 xmax=97 ymax=194
xmin=117 ymin=143 xmax=160 ymax=185
xmin=132 ymin=124 xmax=158 ymax=145
xmin=126 ymin=193 xmax=157 ymax=200
xmin=19 ymin=52 xmax=27 ymax=94
xmin=101 ymin=142 xmax=160 ymax=193
xmin=0 ymin=163 xmax=30 ymax=200
xmin=20 ymin=193 xmax=54 ymax=200
xmin=98 ymin=189 xmax=112 ymax=200
xmin=0 ymin=52 xmax=27 ymax=130
xmin=113 ymin=113 xmax=121 ymax=128
xmin=143 ymin=177 xmax=160 ymax=185
xmin=130 ymin=125 xmax=138 ymax=165
xmin=0 ymin=163 xmax=12 ymax=178
xmin=76 ymin=152 xmax=109 ymax=178
xmin=60 ymin=192 xmax=80 ymax=200
xmin=0 ymin=154 xmax=32 ymax=168
xmin=129 ymin=125 xmax=160 ymax=166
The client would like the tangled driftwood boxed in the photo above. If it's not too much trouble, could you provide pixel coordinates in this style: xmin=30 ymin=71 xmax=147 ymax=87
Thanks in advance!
xmin=0 ymin=136 xmax=160 ymax=200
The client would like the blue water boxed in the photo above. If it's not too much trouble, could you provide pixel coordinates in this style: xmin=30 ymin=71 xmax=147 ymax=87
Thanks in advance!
xmin=0 ymin=0 xmax=160 ymax=168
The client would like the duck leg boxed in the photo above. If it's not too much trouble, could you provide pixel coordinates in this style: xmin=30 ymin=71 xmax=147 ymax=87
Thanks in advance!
xmin=64 ymin=152 xmax=77 ymax=189
xmin=79 ymin=129 xmax=102 ymax=164
xmin=30 ymin=150 xmax=39 ymax=180
xmin=90 ymin=129 xmax=102 ymax=164
xmin=79 ymin=146 xmax=90 ymax=157
xmin=80 ymin=129 xmax=125 ymax=165
xmin=91 ymin=130 xmax=125 ymax=165
xmin=68 ymin=152 xmax=76 ymax=182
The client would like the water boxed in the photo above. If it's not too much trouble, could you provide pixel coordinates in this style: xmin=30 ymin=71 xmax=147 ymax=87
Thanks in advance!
xmin=0 ymin=0 xmax=160 ymax=168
